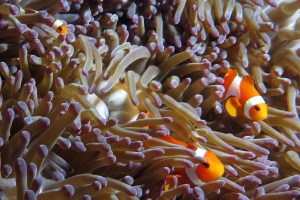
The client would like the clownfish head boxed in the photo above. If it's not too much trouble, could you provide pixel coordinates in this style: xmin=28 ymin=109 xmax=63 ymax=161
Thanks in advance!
xmin=55 ymin=23 xmax=68 ymax=34
xmin=195 ymin=150 xmax=224 ymax=182
xmin=249 ymin=103 xmax=268 ymax=121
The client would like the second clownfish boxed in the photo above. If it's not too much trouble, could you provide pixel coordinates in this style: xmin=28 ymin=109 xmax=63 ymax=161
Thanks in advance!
xmin=222 ymin=68 xmax=268 ymax=121
xmin=19 ymin=8 xmax=68 ymax=35
xmin=158 ymin=136 xmax=224 ymax=187
xmin=47 ymin=16 xmax=68 ymax=35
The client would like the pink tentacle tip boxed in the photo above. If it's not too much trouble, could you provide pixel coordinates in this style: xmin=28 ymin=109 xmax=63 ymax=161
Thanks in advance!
xmin=0 ymin=21 xmax=8 ymax=30
xmin=16 ymin=21 xmax=25 ymax=34
xmin=96 ymin=117 xmax=106 ymax=126
xmin=61 ymin=184 xmax=74 ymax=197
xmin=223 ymin=12 xmax=231 ymax=21
xmin=57 ymin=138 xmax=71 ymax=150
xmin=81 ymin=69 xmax=89 ymax=77
xmin=19 ymin=131 xmax=30 ymax=144
xmin=10 ymin=5 xmax=19 ymax=15
xmin=94 ymin=178 xmax=106 ymax=189
xmin=138 ymin=133 xmax=150 ymax=140
xmin=25 ymin=190 xmax=36 ymax=200
xmin=1 ymin=164 xmax=12 ymax=178
xmin=152 ymin=95 xmax=162 ymax=107
xmin=267 ymin=0 xmax=277 ymax=7
xmin=92 ymin=181 xmax=102 ymax=191
xmin=74 ymin=141 xmax=86 ymax=152
xmin=72 ymin=120 xmax=82 ymax=130
xmin=170 ymin=80 xmax=179 ymax=88
xmin=131 ymin=97 xmax=139 ymax=106
xmin=197 ymin=119 xmax=207 ymax=125
xmin=153 ymin=131 xmax=168 ymax=137
xmin=100 ymin=85 xmax=109 ymax=94
xmin=147 ymin=42 xmax=156 ymax=52
xmin=79 ymin=195 xmax=91 ymax=200
xmin=156 ymin=43 xmax=164 ymax=53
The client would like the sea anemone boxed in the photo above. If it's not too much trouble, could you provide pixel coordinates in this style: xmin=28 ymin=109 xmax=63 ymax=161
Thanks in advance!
xmin=0 ymin=0 xmax=300 ymax=199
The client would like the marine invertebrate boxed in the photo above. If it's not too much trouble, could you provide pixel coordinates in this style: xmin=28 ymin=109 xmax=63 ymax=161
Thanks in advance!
xmin=0 ymin=0 xmax=300 ymax=199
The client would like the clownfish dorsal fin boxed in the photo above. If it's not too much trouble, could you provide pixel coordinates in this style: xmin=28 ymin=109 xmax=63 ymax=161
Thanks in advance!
xmin=225 ymin=96 xmax=241 ymax=117
xmin=225 ymin=68 xmax=237 ymax=78
xmin=241 ymin=75 xmax=255 ymax=87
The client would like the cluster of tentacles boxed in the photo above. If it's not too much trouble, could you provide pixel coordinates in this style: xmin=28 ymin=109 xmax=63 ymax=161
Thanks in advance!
xmin=0 ymin=0 xmax=300 ymax=199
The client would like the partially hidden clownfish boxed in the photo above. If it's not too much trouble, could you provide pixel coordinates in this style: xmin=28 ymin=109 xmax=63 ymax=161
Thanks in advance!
xmin=157 ymin=136 xmax=224 ymax=188
xmin=19 ymin=8 xmax=68 ymax=35
xmin=222 ymin=68 xmax=268 ymax=121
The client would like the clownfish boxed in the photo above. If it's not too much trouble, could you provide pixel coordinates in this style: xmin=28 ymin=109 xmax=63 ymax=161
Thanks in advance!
xmin=222 ymin=68 xmax=268 ymax=121
xmin=47 ymin=16 xmax=68 ymax=35
xmin=158 ymin=136 xmax=224 ymax=187
xmin=19 ymin=8 xmax=68 ymax=35
xmin=143 ymin=113 xmax=224 ymax=186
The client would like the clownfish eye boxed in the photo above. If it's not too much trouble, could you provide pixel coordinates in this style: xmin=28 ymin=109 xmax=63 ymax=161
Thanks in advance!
xmin=202 ymin=162 xmax=210 ymax=168
xmin=254 ymin=105 xmax=260 ymax=111
xmin=58 ymin=27 xmax=63 ymax=31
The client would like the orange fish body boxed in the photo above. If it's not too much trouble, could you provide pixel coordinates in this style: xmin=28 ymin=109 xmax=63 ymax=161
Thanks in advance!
xmin=158 ymin=136 xmax=224 ymax=187
xmin=222 ymin=68 xmax=268 ymax=121
xmin=20 ymin=8 xmax=68 ymax=34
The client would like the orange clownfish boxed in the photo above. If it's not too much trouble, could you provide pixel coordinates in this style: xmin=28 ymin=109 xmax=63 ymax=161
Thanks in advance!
xmin=158 ymin=136 xmax=224 ymax=187
xmin=222 ymin=68 xmax=268 ymax=121
xmin=48 ymin=16 xmax=68 ymax=35
xmin=20 ymin=8 xmax=68 ymax=35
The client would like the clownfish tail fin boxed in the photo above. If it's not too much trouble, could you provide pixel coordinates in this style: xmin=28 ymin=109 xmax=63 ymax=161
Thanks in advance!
xmin=225 ymin=96 xmax=241 ymax=117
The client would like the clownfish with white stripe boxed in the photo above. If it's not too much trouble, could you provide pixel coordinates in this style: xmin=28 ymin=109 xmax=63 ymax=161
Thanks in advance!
xmin=158 ymin=136 xmax=224 ymax=188
xmin=48 ymin=16 xmax=68 ymax=35
xmin=222 ymin=68 xmax=268 ymax=121
xmin=19 ymin=8 xmax=68 ymax=35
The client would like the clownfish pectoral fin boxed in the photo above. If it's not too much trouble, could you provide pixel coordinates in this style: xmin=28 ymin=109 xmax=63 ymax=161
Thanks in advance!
xmin=225 ymin=96 xmax=241 ymax=117
xmin=241 ymin=75 xmax=255 ymax=87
